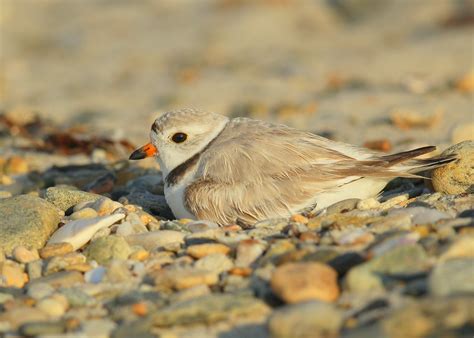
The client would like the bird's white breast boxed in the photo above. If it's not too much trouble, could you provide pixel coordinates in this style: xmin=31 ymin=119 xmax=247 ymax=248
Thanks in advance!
xmin=164 ymin=173 xmax=197 ymax=220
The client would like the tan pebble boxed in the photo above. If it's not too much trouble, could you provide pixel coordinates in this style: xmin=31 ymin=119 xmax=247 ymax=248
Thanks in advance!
xmin=380 ymin=195 xmax=409 ymax=210
xmin=451 ymin=123 xmax=474 ymax=143
xmin=39 ymin=243 xmax=74 ymax=259
xmin=271 ymin=262 xmax=339 ymax=303
xmin=413 ymin=225 xmax=431 ymax=237
xmin=36 ymin=297 xmax=67 ymax=317
xmin=89 ymin=197 xmax=123 ymax=216
xmin=186 ymin=243 xmax=231 ymax=259
xmin=129 ymin=249 xmax=150 ymax=261
xmin=290 ymin=214 xmax=309 ymax=224
xmin=299 ymin=231 xmax=319 ymax=242
xmin=178 ymin=218 xmax=193 ymax=225
xmin=439 ymin=236 xmax=474 ymax=262
xmin=154 ymin=268 xmax=219 ymax=290
xmin=0 ymin=190 xmax=13 ymax=198
xmin=455 ymin=71 xmax=474 ymax=93
xmin=229 ymin=267 xmax=253 ymax=277
xmin=69 ymin=208 xmax=98 ymax=220
xmin=64 ymin=263 xmax=92 ymax=272
xmin=363 ymin=139 xmax=392 ymax=152
xmin=221 ymin=224 xmax=242 ymax=232
xmin=4 ymin=156 xmax=29 ymax=174
xmin=357 ymin=198 xmax=380 ymax=210
xmin=0 ymin=261 xmax=27 ymax=288
xmin=12 ymin=246 xmax=39 ymax=263
xmin=390 ymin=109 xmax=443 ymax=130
xmin=432 ymin=141 xmax=474 ymax=194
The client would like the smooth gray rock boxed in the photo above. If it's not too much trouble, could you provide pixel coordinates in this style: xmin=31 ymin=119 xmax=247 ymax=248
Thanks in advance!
xmin=0 ymin=195 xmax=61 ymax=254
xmin=429 ymin=259 xmax=474 ymax=296
xmin=85 ymin=236 xmax=132 ymax=265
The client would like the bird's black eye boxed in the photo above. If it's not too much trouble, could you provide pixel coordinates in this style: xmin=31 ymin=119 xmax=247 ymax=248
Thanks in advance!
xmin=171 ymin=132 xmax=187 ymax=143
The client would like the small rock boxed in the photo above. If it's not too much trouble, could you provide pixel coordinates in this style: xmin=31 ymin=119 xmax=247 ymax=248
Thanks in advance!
xmin=125 ymin=230 xmax=185 ymax=251
xmin=36 ymin=295 xmax=68 ymax=317
xmin=154 ymin=267 xmax=219 ymax=290
xmin=0 ymin=260 xmax=27 ymax=288
xmin=195 ymin=253 xmax=234 ymax=274
xmin=186 ymin=220 xmax=219 ymax=233
xmin=69 ymin=207 xmax=98 ymax=220
xmin=389 ymin=207 xmax=451 ymax=225
xmin=85 ymin=236 xmax=131 ymax=265
xmin=39 ymin=242 xmax=74 ymax=259
xmin=0 ymin=195 xmax=62 ymax=254
xmin=290 ymin=214 xmax=309 ymax=224
xmin=268 ymin=301 xmax=343 ymax=338
xmin=432 ymin=141 xmax=474 ymax=194
xmin=429 ymin=259 xmax=474 ymax=296
xmin=26 ymin=259 xmax=44 ymax=280
xmin=59 ymin=287 xmax=95 ymax=307
xmin=106 ymin=260 xmax=132 ymax=283
xmin=235 ymin=239 xmax=266 ymax=267
xmin=12 ymin=246 xmax=39 ymax=263
xmin=87 ymin=197 xmax=123 ymax=216
xmin=0 ymin=307 xmax=49 ymax=329
xmin=357 ymin=197 xmax=381 ymax=210
xmin=326 ymin=198 xmax=360 ymax=214
xmin=151 ymin=294 xmax=270 ymax=326
xmin=19 ymin=321 xmax=67 ymax=337
xmin=44 ymin=252 xmax=86 ymax=275
xmin=80 ymin=319 xmax=117 ymax=337
xmin=27 ymin=282 xmax=55 ymax=300
xmin=186 ymin=243 xmax=231 ymax=259
xmin=84 ymin=266 xmax=107 ymax=283
xmin=271 ymin=262 xmax=339 ymax=303
xmin=439 ymin=236 xmax=474 ymax=261
xmin=28 ymin=270 xmax=84 ymax=288
xmin=45 ymin=187 xmax=101 ymax=211
xmin=48 ymin=214 xmax=125 ymax=250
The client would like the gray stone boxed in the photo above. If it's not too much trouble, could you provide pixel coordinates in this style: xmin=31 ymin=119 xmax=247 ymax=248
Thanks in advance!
xmin=0 ymin=195 xmax=62 ymax=254
xmin=125 ymin=230 xmax=185 ymax=251
xmin=389 ymin=207 xmax=451 ymax=225
xmin=268 ymin=301 xmax=343 ymax=338
xmin=195 ymin=253 xmax=234 ymax=274
xmin=19 ymin=321 xmax=67 ymax=337
xmin=59 ymin=287 xmax=96 ymax=307
xmin=28 ymin=270 xmax=84 ymax=288
xmin=151 ymin=294 xmax=270 ymax=327
xmin=26 ymin=259 xmax=44 ymax=280
xmin=326 ymin=198 xmax=360 ymax=215
xmin=85 ymin=236 xmax=132 ymax=265
xmin=429 ymin=259 xmax=474 ymax=296
xmin=27 ymin=282 xmax=55 ymax=300
xmin=45 ymin=187 xmax=102 ymax=211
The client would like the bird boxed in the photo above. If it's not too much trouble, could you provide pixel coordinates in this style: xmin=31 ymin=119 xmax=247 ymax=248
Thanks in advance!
xmin=129 ymin=108 xmax=454 ymax=226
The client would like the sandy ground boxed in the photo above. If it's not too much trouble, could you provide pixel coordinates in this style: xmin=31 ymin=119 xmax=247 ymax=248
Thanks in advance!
xmin=1 ymin=0 xmax=473 ymax=149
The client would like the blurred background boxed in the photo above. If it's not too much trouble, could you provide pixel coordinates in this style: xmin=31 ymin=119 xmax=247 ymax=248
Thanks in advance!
xmin=1 ymin=0 xmax=473 ymax=149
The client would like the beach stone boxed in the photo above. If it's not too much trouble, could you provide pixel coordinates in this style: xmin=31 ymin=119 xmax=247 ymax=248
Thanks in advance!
xmin=69 ymin=207 xmax=98 ymax=220
xmin=346 ymin=244 xmax=429 ymax=292
xmin=432 ymin=141 xmax=474 ymax=194
xmin=39 ymin=243 xmax=74 ymax=259
xmin=151 ymin=294 xmax=270 ymax=327
xmin=45 ymin=187 xmax=101 ymax=211
xmin=186 ymin=243 xmax=230 ymax=259
xmin=81 ymin=318 xmax=117 ymax=337
xmin=85 ymin=236 xmax=131 ymax=265
xmin=357 ymin=197 xmax=381 ymax=210
xmin=195 ymin=253 xmax=234 ymax=274
xmin=60 ymin=287 xmax=95 ymax=307
xmin=44 ymin=252 xmax=86 ymax=275
xmin=26 ymin=259 xmax=44 ymax=280
xmin=439 ymin=236 xmax=474 ymax=261
xmin=389 ymin=207 xmax=451 ymax=225
xmin=125 ymin=230 xmax=185 ymax=251
xmin=0 ymin=260 xmax=27 ymax=288
xmin=28 ymin=271 xmax=84 ymax=288
xmin=268 ymin=301 xmax=343 ymax=338
xmin=271 ymin=262 xmax=339 ymax=303
xmin=88 ymin=197 xmax=123 ymax=216
xmin=170 ymin=285 xmax=211 ymax=304
xmin=27 ymin=282 xmax=55 ymax=300
xmin=19 ymin=321 xmax=67 ymax=337
xmin=382 ymin=297 xmax=474 ymax=338
xmin=84 ymin=266 xmax=106 ymax=283
xmin=0 ymin=195 xmax=61 ymax=254
xmin=429 ymin=259 xmax=474 ymax=296
xmin=0 ymin=307 xmax=49 ymax=329
xmin=12 ymin=246 xmax=39 ymax=263
xmin=36 ymin=295 xmax=68 ymax=317
xmin=154 ymin=267 xmax=219 ymax=290
xmin=326 ymin=198 xmax=360 ymax=214
xmin=235 ymin=239 xmax=267 ymax=267
xmin=106 ymin=260 xmax=132 ymax=283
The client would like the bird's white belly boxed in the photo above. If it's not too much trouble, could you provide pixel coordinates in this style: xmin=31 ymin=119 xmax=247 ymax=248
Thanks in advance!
xmin=164 ymin=178 xmax=196 ymax=220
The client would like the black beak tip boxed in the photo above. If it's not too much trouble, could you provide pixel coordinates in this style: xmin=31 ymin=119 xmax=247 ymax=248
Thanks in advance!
xmin=129 ymin=150 xmax=146 ymax=161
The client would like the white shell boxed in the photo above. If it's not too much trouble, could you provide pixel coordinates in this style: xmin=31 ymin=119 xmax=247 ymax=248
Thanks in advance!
xmin=47 ymin=214 xmax=125 ymax=250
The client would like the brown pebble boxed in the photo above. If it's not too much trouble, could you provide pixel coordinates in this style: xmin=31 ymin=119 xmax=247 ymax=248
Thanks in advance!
xmin=299 ymin=231 xmax=320 ymax=242
xmin=363 ymin=139 xmax=392 ymax=152
xmin=229 ymin=267 xmax=252 ymax=277
xmin=0 ymin=261 xmax=28 ymax=288
xmin=39 ymin=243 xmax=74 ymax=259
xmin=271 ymin=262 xmax=340 ymax=303
xmin=132 ymin=302 xmax=148 ymax=316
xmin=290 ymin=214 xmax=309 ymax=224
xmin=186 ymin=243 xmax=231 ymax=259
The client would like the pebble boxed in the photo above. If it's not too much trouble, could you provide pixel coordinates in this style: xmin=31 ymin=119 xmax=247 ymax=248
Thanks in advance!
xmin=389 ymin=207 xmax=451 ymax=225
xmin=326 ymin=198 xmax=360 ymax=214
xmin=271 ymin=262 xmax=339 ymax=303
xmin=39 ymin=242 xmax=74 ymax=259
xmin=125 ymin=230 xmax=185 ymax=250
xmin=28 ymin=270 xmax=84 ymax=288
xmin=69 ymin=207 xmax=99 ymax=220
xmin=432 ymin=141 xmax=474 ymax=194
xmin=12 ymin=246 xmax=39 ymax=263
xmin=85 ymin=236 xmax=132 ymax=265
xmin=194 ymin=253 xmax=234 ymax=274
xmin=85 ymin=266 xmax=107 ymax=283
xmin=87 ymin=197 xmax=123 ymax=216
xmin=27 ymin=282 xmax=55 ymax=300
xmin=0 ymin=260 xmax=28 ymax=288
xmin=0 ymin=195 xmax=62 ymax=254
xmin=26 ymin=259 xmax=44 ymax=280
xmin=235 ymin=239 xmax=267 ymax=267
xmin=154 ymin=267 xmax=219 ymax=290
xmin=439 ymin=236 xmax=474 ymax=261
xmin=36 ymin=295 xmax=68 ymax=317
xmin=0 ymin=307 xmax=49 ymax=329
xmin=186 ymin=243 xmax=231 ymax=259
xmin=151 ymin=294 xmax=270 ymax=327
xmin=268 ymin=301 xmax=343 ymax=338
xmin=106 ymin=260 xmax=132 ymax=282
xmin=357 ymin=197 xmax=381 ymax=210
xmin=429 ymin=259 xmax=474 ymax=296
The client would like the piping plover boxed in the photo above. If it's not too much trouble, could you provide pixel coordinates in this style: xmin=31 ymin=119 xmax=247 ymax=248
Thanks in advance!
xmin=130 ymin=108 xmax=454 ymax=225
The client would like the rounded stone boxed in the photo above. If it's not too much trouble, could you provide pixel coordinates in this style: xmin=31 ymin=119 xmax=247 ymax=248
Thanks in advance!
xmin=432 ymin=141 xmax=474 ymax=194
xmin=271 ymin=262 xmax=339 ymax=303
xmin=186 ymin=243 xmax=231 ymax=259
xmin=429 ymin=259 xmax=474 ymax=296
xmin=12 ymin=246 xmax=39 ymax=263
xmin=85 ymin=236 xmax=132 ymax=265
xmin=45 ymin=187 xmax=101 ymax=212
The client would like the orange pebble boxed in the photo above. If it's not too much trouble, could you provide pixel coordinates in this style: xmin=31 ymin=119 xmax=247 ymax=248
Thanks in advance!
xmin=132 ymin=302 xmax=148 ymax=316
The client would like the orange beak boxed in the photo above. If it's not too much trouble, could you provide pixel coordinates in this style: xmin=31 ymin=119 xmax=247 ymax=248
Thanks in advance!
xmin=129 ymin=143 xmax=158 ymax=160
